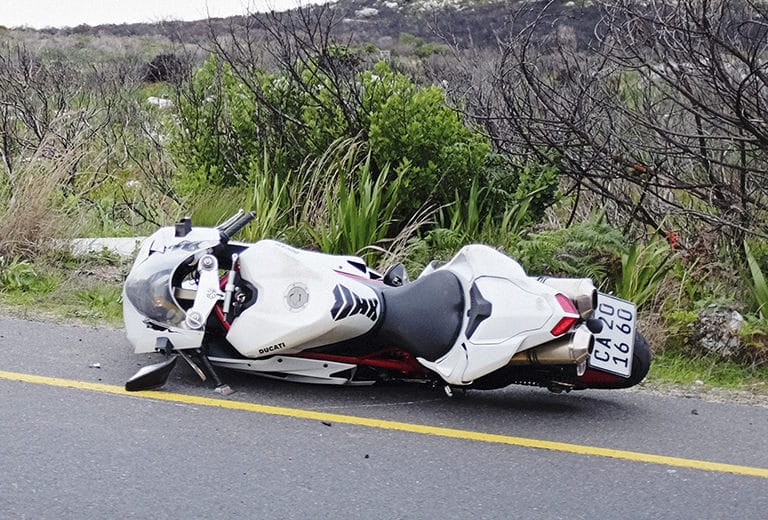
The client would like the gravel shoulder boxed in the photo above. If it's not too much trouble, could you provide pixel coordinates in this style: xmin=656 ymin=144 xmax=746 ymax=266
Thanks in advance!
xmin=630 ymin=380 xmax=768 ymax=408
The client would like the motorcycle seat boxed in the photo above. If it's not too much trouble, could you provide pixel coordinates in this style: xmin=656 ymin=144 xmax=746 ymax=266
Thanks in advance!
xmin=378 ymin=270 xmax=465 ymax=362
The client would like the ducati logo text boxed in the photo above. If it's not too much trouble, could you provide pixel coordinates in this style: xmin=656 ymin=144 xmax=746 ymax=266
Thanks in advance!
xmin=331 ymin=285 xmax=378 ymax=322
xmin=258 ymin=342 xmax=286 ymax=355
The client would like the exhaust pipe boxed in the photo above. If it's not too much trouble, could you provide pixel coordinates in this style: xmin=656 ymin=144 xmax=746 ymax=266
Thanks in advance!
xmin=508 ymin=327 xmax=594 ymax=374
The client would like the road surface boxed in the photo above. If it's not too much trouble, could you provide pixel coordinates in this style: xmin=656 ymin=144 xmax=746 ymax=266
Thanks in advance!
xmin=1 ymin=315 xmax=766 ymax=519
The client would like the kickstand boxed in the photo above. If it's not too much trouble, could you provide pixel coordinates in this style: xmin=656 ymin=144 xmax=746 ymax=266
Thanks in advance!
xmin=177 ymin=350 xmax=207 ymax=382
xmin=198 ymin=353 xmax=235 ymax=396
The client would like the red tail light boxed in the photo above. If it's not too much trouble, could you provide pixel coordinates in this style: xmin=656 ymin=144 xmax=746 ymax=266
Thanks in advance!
xmin=551 ymin=293 xmax=579 ymax=336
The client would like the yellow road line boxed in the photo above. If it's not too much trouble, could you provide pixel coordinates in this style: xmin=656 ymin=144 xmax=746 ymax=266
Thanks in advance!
xmin=2 ymin=369 xmax=767 ymax=479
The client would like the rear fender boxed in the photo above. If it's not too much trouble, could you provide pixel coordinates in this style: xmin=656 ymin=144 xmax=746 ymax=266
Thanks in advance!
xmin=419 ymin=244 xmax=574 ymax=384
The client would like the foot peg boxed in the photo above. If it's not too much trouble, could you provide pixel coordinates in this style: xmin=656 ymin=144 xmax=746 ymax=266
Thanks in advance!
xmin=215 ymin=384 xmax=235 ymax=396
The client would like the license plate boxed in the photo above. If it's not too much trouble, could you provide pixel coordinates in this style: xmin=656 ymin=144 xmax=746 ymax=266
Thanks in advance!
xmin=588 ymin=293 xmax=636 ymax=377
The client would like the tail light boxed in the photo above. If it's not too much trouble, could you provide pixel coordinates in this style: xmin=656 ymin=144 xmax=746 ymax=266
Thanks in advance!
xmin=551 ymin=293 xmax=579 ymax=336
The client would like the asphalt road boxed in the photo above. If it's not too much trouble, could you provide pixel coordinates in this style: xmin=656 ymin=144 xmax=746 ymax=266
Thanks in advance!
xmin=1 ymin=315 xmax=766 ymax=519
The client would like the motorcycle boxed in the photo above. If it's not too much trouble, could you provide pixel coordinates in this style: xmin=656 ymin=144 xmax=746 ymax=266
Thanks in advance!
xmin=123 ymin=210 xmax=651 ymax=395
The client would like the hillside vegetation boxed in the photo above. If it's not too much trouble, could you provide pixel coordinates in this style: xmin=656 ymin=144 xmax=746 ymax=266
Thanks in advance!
xmin=1 ymin=0 xmax=768 ymax=385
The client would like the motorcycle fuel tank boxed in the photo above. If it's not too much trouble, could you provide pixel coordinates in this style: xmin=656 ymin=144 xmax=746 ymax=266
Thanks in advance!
xmin=226 ymin=240 xmax=381 ymax=358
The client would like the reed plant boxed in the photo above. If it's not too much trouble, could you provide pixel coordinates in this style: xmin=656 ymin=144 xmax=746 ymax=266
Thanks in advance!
xmin=300 ymin=137 xmax=404 ymax=262
xmin=234 ymin=148 xmax=293 ymax=242
xmin=744 ymin=241 xmax=768 ymax=318
xmin=615 ymin=235 xmax=676 ymax=309
xmin=436 ymin=179 xmax=534 ymax=248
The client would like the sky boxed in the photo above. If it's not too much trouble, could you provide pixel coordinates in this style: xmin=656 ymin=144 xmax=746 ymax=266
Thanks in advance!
xmin=0 ymin=1 xmax=328 ymax=29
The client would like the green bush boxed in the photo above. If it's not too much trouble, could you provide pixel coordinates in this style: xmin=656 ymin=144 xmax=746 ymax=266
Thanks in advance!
xmin=169 ymin=55 xmax=262 ymax=192
xmin=0 ymin=256 xmax=58 ymax=294
xmin=170 ymin=56 xmax=493 ymax=225
xmin=479 ymin=153 xmax=559 ymax=224
xmin=398 ymin=33 xmax=450 ymax=58
xmin=362 ymin=61 xmax=491 ymax=220
xmin=507 ymin=218 xmax=626 ymax=282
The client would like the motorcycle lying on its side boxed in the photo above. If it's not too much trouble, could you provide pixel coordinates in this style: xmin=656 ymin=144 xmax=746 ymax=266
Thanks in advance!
xmin=123 ymin=210 xmax=651 ymax=395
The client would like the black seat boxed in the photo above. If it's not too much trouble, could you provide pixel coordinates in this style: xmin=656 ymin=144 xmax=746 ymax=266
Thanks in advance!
xmin=376 ymin=270 xmax=465 ymax=361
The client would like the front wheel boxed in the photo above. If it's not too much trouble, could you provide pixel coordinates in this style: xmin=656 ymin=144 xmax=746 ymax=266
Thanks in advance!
xmin=574 ymin=332 xmax=652 ymax=390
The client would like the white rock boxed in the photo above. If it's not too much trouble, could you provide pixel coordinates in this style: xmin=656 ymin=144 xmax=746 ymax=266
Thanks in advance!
xmin=355 ymin=8 xmax=379 ymax=18
xmin=69 ymin=237 xmax=146 ymax=259
xmin=146 ymin=96 xmax=174 ymax=109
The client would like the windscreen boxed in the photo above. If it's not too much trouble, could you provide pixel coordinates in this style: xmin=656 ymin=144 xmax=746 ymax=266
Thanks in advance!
xmin=123 ymin=246 xmax=197 ymax=327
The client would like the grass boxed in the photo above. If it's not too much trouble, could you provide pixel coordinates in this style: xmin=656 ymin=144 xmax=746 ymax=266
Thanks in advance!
xmin=0 ymin=252 xmax=126 ymax=326
xmin=0 ymin=140 xmax=71 ymax=258
xmin=299 ymin=137 xmax=405 ymax=263
xmin=73 ymin=285 xmax=123 ymax=321
xmin=647 ymin=347 xmax=768 ymax=392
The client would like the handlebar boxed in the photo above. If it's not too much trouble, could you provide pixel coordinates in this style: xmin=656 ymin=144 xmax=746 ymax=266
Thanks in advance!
xmin=218 ymin=211 xmax=256 ymax=243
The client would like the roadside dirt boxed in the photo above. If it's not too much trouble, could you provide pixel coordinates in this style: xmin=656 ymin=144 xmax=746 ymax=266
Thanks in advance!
xmin=630 ymin=380 xmax=768 ymax=408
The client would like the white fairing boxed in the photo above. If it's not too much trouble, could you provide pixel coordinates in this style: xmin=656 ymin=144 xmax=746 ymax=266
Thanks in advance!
xmin=419 ymin=245 xmax=568 ymax=385
xmin=123 ymin=226 xmax=221 ymax=354
xmin=226 ymin=240 xmax=380 ymax=358
xmin=123 ymin=224 xmax=584 ymax=387
xmin=123 ymin=288 xmax=205 ymax=353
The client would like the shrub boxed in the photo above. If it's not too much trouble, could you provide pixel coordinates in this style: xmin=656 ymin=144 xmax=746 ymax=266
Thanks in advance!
xmin=170 ymin=57 xmax=493 ymax=225
xmin=361 ymin=61 xmax=491 ymax=220
xmin=169 ymin=55 xmax=262 ymax=192
xmin=143 ymin=53 xmax=186 ymax=83
xmin=508 ymin=217 xmax=627 ymax=283
xmin=479 ymin=154 xmax=559 ymax=224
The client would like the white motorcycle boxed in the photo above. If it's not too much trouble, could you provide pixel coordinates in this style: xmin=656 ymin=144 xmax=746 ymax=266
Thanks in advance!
xmin=123 ymin=211 xmax=651 ymax=395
